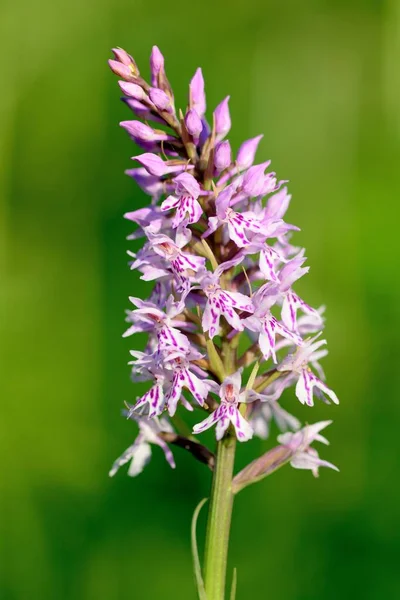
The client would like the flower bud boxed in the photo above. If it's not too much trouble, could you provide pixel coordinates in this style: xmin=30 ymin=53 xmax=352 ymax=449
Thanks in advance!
xmin=112 ymin=47 xmax=134 ymax=66
xmin=119 ymin=81 xmax=146 ymax=101
xmin=214 ymin=96 xmax=231 ymax=140
xmin=236 ymin=135 xmax=263 ymax=170
xmin=110 ymin=47 xmax=139 ymax=77
xmin=232 ymin=445 xmax=293 ymax=493
xmin=214 ymin=141 xmax=232 ymax=171
xmin=189 ymin=68 xmax=206 ymax=117
xmin=120 ymin=121 xmax=169 ymax=142
xmin=184 ymin=109 xmax=202 ymax=138
xmin=149 ymin=87 xmax=171 ymax=111
xmin=132 ymin=153 xmax=190 ymax=177
xmin=150 ymin=46 xmax=165 ymax=84
xmin=108 ymin=60 xmax=133 ymax=80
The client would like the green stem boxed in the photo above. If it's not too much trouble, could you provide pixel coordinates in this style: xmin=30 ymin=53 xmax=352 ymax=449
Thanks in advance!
xmin=203 ymin=433 xmax=236 ymax=600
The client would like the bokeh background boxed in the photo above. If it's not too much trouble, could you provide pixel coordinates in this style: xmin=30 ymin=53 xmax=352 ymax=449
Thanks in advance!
xmin=1 ymin=0 xmax=400 ymax=598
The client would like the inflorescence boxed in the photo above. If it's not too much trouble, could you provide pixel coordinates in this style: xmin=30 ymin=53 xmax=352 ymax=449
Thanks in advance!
xmin=108 ymin=46 xmax=339 ymax=482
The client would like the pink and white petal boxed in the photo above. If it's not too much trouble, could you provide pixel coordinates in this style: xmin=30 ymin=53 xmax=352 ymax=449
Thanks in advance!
xmin=215 ymin=414 xmax=230 ymax=440
xmin=290 ymin=451 xmax=339 ymax=475
xmin=127 ymin=442 xmax=152 ymax=477
xmin=180 ymin=396 xmax=195 ymax=412
xmin=215 ymin=186 xmax=234 ymax=218
xmin=128 ymin=296 xmax=151 ymax=309
xmin=224 ymin=290 xmax=254 ymax=312
xmin=243 ymin=315 xmax=262 ymax=332
xmin=222 ymin=304 xmax=244 ymax=332
xmin=215 ymin=252 xmax=245 ymax=276
xmin=279 ymin=262 xmax=309 ymax=291
xmin=178 ymin=252 xmax=206 ymax=272
xmin=146 ymin=383 xmax=165 ymax=417
xmin=296 ymin=294 xmax=323 ymax=320
xmin=193 ymin=408 xmax=222 ymax=434
xmin=276 ymin=320 xmax=303 ymax=347
xmin=202 ymin=299 xmax=221 ymax=338
xmin=259 ymin=331 xmax=275 ymax=362
xmin=175 ymin=224 xmax=192 ymax=248
xmin=171 ymin=205 xmax=188 ymax=229
xmin=173 ymin=197 xmax=203 ymax=228
xmin=259 ymin=249 xmax=280 ymax=281
xmin=109 ymin=441 xmax=138 ymax=476
xmin=207 ymin=380 xmax=221 ymax=395
xmin=295 ymin=370 xmax=314 ymax=406
xmin=155 ymin=438 xmax=176 ymax=469
xmin=182 ymin=369 xmax=208 ymax=406
xmin=251 ymin=413 xmax=269 ymax=439
xmin=175 ymin=172 xmax=201 ymax=198
xmin=228 ymin=406 xmax=253 ymax=442
xmin=122 ymin=323 xmax=145 ymax=338
xmin=189 ymin=198 xmax=204 ymax=224
xmin=166 ymin=377 xmax=183 ymax=416
xmin=313 ymin=377 xmax=339 ymax=405
xmin=203 ymin=216 xmax=220 ymax=239
xmin=133 ymin=306 xmax=165 ymax=320
xmin=227 ymin=219 xmax=250 ymax=247
xmin=281 ymin=293 xmax=298 ymax=331
xmin=300 ymin=420 xmax=333 ymax=445
xmin=158 ymin=326 xmax=190 ymax=352
xmin=140 ymin=267 xmax=170 ymax=281
xmin=161 ymin=195 xmax=180 ymax=211
xmin=272 ymin=403 xmax=301 ymax=432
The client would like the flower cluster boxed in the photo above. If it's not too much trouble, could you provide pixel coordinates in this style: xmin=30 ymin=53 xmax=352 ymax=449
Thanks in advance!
xmin=109 ymin=46 xmax=339 ymax=478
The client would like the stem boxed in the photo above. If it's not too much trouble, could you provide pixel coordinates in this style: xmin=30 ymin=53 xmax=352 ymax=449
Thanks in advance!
xmin=203 ymin=215 xmax=238 ymax=599
xmin=203 ymin=433 xmax=236 ymax=600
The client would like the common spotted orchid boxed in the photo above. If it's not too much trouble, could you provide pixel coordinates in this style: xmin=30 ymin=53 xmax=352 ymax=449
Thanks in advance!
xmin=108 ymin=45 xmax=339 ymax=598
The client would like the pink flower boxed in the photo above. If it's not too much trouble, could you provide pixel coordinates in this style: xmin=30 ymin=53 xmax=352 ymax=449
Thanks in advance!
xmin=164 ymin=348 xmax=212 ymax=415
xmin=278 ymin=421 xmax=339 ymax=477
xmin=193 ymin=371 xmax=254 ymax=441
xmin=161 ymin=173 xmax=203 ymax=228
xmin=278 ymin=335 xmax=339 ymax=407
xmin=203 ymin=184 xmax=268 ymax=248
xmin=109 ymin=414 xmax=175 ymax=477
xmin=200 ymin=271 xmax=253 ymax=338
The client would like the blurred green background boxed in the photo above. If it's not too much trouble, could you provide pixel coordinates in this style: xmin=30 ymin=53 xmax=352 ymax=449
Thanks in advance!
xmin=1 ymin=0 xmax=400 ymax=598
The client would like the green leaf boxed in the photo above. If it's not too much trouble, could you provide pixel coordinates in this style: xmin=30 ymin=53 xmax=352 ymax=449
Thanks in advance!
xmin=230 ymin=568 xmax=237 ymax=600
xmin=201 ymin=239 xmax=219 ymax=271
xmin=245 ymin=360 xmax=259 ymax=392
xmin=191 ymin=498 xmax=208 ymax=600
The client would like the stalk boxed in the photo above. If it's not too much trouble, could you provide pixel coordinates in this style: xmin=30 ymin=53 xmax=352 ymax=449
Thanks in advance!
xmin=203 ymin=432 xmax=236 ymax=600
xmin=203 ymin=339 xmax=237 ymax=600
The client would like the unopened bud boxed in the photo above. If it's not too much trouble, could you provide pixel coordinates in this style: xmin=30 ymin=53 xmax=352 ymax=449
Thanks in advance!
xmin=236 ymin=135 xmax=263 ymax=170
xmin=111 ymin=47 xmax=139 ymax=77
xmin=120 ymin=121 xmax=169 ymax=142
xmin=150 ymin=46 xmax=165 ymax=82
xmin=119 ymin=81 xmax=146 ymax=101
xmin=185 ymin=109 xmax=202 ymax=138
xmin=149 ymin=87 xmax=171 ymax=112
xmin=189 ymin=68 xmax=206 ymax=117
xmin=214 ymin=140 xmax=232 ymax=171
xmin=214 ymin=96 xmax=231 ymax=140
